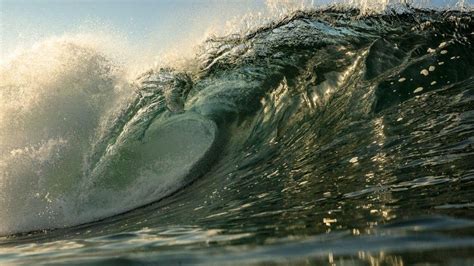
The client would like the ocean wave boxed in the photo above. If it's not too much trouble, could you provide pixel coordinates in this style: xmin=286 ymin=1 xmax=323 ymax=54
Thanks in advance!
xmin=0 ymin=7 xmax=472 ymax=240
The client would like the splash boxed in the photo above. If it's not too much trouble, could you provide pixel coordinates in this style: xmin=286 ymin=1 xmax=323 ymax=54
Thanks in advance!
xmin=0 ymin=36 xmax=218 ymax=235
xmin=0 ymin=38 xmax=126 ymax=233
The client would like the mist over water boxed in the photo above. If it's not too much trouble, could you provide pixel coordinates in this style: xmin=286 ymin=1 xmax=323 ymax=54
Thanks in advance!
xmin=1 ymin=0 xmax=474 ymax=264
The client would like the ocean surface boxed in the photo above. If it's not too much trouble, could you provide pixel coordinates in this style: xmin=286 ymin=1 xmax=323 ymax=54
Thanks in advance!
xmin=1 ymin=1 xmax=474 ymax=265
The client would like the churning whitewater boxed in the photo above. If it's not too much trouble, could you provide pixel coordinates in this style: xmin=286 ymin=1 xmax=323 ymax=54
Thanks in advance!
xmin=0 ymin=7 xmax=473 ymax=263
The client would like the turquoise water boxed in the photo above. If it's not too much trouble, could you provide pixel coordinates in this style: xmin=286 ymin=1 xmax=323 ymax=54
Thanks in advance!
xmin=1 ymin=2 xmax=474 ymax=265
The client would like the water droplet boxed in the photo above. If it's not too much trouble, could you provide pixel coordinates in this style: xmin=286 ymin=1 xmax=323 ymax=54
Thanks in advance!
xmin=349 ymin=157 xmax=359 ymax=163
xmin=414 ymin=87 xmax=424 ymax=93
xmin=299 ymin=181 xmax=308 ymax=186
xmin=323 ymin=218 xmax=337 ymax=226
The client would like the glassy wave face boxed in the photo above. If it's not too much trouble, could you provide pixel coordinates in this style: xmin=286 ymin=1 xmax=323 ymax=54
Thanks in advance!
xmin=1 ymin=7 xmax=474 ymax=265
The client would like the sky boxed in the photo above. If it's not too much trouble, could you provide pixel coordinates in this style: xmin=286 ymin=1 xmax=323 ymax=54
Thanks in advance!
xmin=0 ymin=0 xmax=265 ymax=61
xmin=0 ymin=0 xmax=471 ymax=62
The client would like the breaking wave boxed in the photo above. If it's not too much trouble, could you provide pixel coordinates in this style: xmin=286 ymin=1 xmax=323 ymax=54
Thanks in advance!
xmin=0 ymin=4 xmax=473 ymax=245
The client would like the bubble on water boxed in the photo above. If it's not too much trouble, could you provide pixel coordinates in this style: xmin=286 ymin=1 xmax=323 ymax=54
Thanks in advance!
xmin=420 ymin=69 xmax=429 ymax=76
xmin=429 ymin=66 xmax=436 ymax=72
xmin=398 ymin=77 xmax=406 ymax=82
